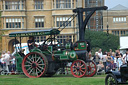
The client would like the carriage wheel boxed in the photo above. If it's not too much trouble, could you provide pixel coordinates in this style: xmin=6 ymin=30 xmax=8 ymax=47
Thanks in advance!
xmin=22 ymin=52 xmax=48 ymax=78
xmin=105 ymin=74 xmax=118 ymax=85
xmin=0 ymin=70 xmax=7 ymax=75
xmin=71 ymin=60 xmax=87 ymax=78
xmin=85 ymin=60 xmax=97 ymax=77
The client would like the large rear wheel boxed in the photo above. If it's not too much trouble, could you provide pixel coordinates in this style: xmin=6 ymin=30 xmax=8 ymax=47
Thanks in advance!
xmin=22 ymin=52 xmax=48 ymax=78
xmin=85 ymin=60 xmax=97 ymax=77
xmin=71 ymin=59 xmax=87 ymax=78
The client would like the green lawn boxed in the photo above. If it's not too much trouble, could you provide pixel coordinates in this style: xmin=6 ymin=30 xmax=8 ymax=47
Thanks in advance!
xmin=0 ymin=75 xmax=105 ymax=85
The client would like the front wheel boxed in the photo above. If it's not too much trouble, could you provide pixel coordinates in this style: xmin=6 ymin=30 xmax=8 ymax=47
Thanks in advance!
xmin=22 ymin=52 xmax=48 ymax=78
xmin=105 ymin=74 xmax=118 ymax=85
xmin=70 ymin=59 xmax=87 ymax=78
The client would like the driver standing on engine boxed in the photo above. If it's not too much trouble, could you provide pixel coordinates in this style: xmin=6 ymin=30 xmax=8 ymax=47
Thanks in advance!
xmin=27 ymin=36 xmax=35 ymax=51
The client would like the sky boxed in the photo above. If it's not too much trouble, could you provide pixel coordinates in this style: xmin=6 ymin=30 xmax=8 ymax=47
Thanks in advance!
xmin=105 ymin=0 xmax=128 ymax=9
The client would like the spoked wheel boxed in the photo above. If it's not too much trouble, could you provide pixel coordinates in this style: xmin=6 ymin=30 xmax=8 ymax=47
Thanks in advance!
xmin=85 ymin=60 xmax=97 ymax=77
xmin=0 ymin=70 xmax=7 ymax=75
xmin=105 ymin=74 xmax=118 ymax=85
xmin=71 ymin=59 xmax=87 ymax=78
xmin=22 ymin=52 xmax=48 ymax=78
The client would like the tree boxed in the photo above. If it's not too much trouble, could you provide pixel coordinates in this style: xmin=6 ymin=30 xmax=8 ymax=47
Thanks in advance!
xmin=85 ymin=30 xmax=119 ymax=55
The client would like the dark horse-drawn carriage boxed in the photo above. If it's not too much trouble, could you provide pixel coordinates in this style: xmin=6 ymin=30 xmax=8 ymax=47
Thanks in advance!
xmin=9 ymin=6 xmax=107 ymax=78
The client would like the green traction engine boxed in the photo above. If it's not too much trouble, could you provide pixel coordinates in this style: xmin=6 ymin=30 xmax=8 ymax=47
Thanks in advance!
xmin=9 ymin=6 xmax=108 ymax=78
xmin=9 ymin=29 xmax=95 ymax=78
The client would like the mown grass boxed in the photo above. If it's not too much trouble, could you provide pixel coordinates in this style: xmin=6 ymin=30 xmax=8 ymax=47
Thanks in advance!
xmin=0 ymin=77 xmax=105 ymax=85
xmin=0 ymin=75 xmax=105 ymax=85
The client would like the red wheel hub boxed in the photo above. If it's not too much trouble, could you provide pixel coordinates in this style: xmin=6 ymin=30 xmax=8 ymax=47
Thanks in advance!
xmin=32 ymin=62 xmax=38 ymax=68
xmin=76 ymin=67 xmax=80 ymax=70
xmin=88 ymin=66 xmax=91 ymax=71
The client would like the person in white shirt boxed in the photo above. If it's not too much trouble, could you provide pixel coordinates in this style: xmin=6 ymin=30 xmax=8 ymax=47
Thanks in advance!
xmin=0 ymin=54 xmax=1 ymax=67
xmin=123 ymin=49 xmax=128 ymax=64
xmin=117 ymin=54 xmax=123 ymax=71
xmin=98 ymin=49 xmax=103 ymax=60
xmin=102 ymin=52 xmax=107 ymax=72
xmin=1 ymin=51 xmax=6 ymax=69
xmin=4 ymin=51 xmax=11 ymax=72
xmin=94 ymin=52 xmax=100 ymax=65
xmin=97 ymin=60 xmax=104 ymax=73
xmin=12 ymin=56 xmax=16 ymax=72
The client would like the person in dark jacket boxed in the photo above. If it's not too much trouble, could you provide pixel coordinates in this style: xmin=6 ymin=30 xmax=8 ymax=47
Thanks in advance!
xmin=27 ymin=36 xmax=35 ymax=50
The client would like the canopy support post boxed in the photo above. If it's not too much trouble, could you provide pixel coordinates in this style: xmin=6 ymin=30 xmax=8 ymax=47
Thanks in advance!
xmin=15 ymin=37 xmax=17 ymax=53
xmin=20 ymin=37 xmax=22 ymax=51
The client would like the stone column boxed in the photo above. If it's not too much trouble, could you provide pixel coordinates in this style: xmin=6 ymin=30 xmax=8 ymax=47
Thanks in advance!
xmin=20 ymin=0 xmax=22 ymax=10
xmin=54 ymin=0 xmax=56 ymax=8
xmin=3 ymin=0 xmax=5 ymax=10
xmin=71 ymin=0 xmax=72 ymax=8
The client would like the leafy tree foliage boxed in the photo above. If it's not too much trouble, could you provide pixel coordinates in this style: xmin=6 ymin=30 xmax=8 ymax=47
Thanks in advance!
xmin=85 ymin=30 xmax=119 ymax=54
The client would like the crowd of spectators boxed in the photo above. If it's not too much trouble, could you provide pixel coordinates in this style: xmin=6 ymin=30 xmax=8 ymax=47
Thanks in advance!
xmin=93 ymin=48 xmax=128 ymax=74
xmin=0 ymin=51 xmax=16 ymax=74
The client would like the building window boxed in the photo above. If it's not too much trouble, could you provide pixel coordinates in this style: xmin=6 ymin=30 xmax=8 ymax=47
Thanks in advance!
xmin=121 ymin=30 xmax=126 ymax=36
xmin=86 ymin=0 xmax=103 ymax=7
xmin=35 ymin=36 xmax=40 ymax=42
xmin=112 ymin=30 xmax=119 ymax=36
xmin=6 ymin=18 xmax=23 ymax=28
xmin=5 ymin=1 xmax=20 ymax=10
xmin=35 ymin=36 xmax=46 ymax=42
xmin=54 ymin=0 xmax=74 ymax=9
xmin=56 ymin=16 xmax=72 ymax=27
xmin=21 ymin=0 xmax=25 ymax=9
xmin=112 ymin=30 xmax=127 ymax=36
xmin=113 ymin=18 xmax=116 ymax=22
xmin=40 ymin=36 xmax=46 ymax=42
xmin=35 ymin=18 xmax=44 ymax=28
xmin=113 ymin=17 xmax=127 ymax=23
xmin=57 ymin=35 xmax=74 ymax=44
xmin=5 ymin=1 xmax=25 ymax=10
xmin=34 ymin=0 xmax=44 ymax=9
